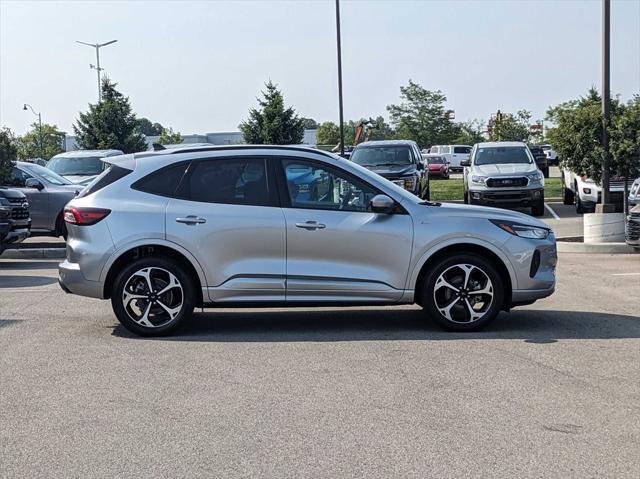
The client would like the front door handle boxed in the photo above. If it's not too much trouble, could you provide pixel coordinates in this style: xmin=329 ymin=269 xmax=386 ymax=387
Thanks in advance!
xmin=295 ymin=221 xmax=326 ymax=230
xmin=176 ymin=216 xmax=206 ymax=225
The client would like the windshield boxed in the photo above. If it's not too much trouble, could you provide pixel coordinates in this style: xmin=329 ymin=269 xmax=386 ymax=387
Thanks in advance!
xmin=428 ymin=156 xmax=445 ymax=164
xmin=48 ymin=156 xmax=105 ymax=176
xmin=23 ymin=163 xmax=71 ymax=185
xmin=351 ymin=146 xmax=414 ymax=167
xmin=474 ymin=146 xmax=533 ymax=166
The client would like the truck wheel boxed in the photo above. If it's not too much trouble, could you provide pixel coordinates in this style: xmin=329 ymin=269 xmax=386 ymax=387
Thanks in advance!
xmin=532 ymin=196 xmax=545 ymax=217
xmin=421 ymin=254 xmax=505 ymax=332
xmin=463 ymin=190 xmax=469 ymax=204
xmin=575 ymin=195 xmax=587 ymax=214
xmin=111 ymin=257 xmax=195 ymax=337
xmin=562 ymin=186 xmax=574 ymax=205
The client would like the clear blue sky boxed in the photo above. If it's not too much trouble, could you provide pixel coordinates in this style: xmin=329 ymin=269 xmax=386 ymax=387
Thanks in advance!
xmin=1 ymin=0 xmax=639 ymax=135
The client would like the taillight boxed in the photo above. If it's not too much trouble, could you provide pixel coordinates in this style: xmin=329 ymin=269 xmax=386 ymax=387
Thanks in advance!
xmin=64 ymin=207 xmax=111 ymax=226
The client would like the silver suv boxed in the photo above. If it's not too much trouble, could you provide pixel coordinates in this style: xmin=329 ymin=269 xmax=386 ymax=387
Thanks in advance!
xmin=462 ymin=142 xmax=545 ymax=216
xmin=58 ymin=146 xmax=557 ymax=336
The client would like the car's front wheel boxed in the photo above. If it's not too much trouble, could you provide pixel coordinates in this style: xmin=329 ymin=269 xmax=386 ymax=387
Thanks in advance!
xmin=111 ymin=257 xmax=195 ymax=336
xmin=421 ymin=254 xmax=505 ymax=331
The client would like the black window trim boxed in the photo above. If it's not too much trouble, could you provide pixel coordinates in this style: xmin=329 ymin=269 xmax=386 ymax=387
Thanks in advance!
xmin=175 ymin=156 xmax=279 ymax=208
xmin=272 ymin=156 xmax=407 ymax=214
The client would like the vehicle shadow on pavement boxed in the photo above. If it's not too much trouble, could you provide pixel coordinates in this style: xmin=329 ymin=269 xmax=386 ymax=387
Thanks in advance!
xmin=111 ymin=308 xmax=640 ymax=343
xmin=0 ymin=260 xmax=60 ymax=270
xmin=0 ymin=275 xmax=58 ymax=288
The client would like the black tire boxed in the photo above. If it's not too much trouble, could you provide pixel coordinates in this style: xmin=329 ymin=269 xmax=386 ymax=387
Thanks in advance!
xmin=562 ymin=186 xmax=574 ymax=205
xmin=56 ymin=213 xmax=68 ymax=240
xmin=421 ymin=254 xmax=505 ymax=332
xmin=111 ymin=256 xmax=195 ymax=337
xmin=463 ymin=189 xmax=469 ymax=204
xmin=532 ymin=193 xmax=545 ymax=217
xmin=542 ymin=166 xmax=550 ymax=178
xmin=575 ymin=194 xmax=587 ymax=214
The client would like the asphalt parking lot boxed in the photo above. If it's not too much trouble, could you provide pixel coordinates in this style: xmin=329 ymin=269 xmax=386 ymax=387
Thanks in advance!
xmin=1 ymin=253 xmax=639 ymax=478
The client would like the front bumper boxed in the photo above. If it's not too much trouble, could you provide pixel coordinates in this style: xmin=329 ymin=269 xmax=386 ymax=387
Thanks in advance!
xmin=58 ymin=259 xmax=105 ymax=299
xmin=469 ymin=188 xmax=544 ymax=208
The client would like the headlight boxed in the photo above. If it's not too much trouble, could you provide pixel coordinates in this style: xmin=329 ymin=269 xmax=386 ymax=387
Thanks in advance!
xmin=403 ymin=177 xmax=416 ymax=190
xmin=490 ymin=220 xmax=551 ymax=239
xmin=527 ymin=171 xmax=543 ymax=182
xmin=471 ymin=175 xmax=487 ymax=184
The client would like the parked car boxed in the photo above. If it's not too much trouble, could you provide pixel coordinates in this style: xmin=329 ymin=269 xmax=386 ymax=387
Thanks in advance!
xmin=462 ymin=142 xmax=545 ymax=217
xmin=8 ymin=162 xmax=81 ymax=238
xmin=423 ymin=154 xmax=450 ymax=179
xmin=626 ymin=204 xmax=640 ymax=251
xmin=0 ymin=188 xmax=31 ymax=252
xmin=561 ymin=168 xmax=634 ymax=214
xmin=58 ymin=145 xmax=557 ymax=337
xmin=428 ymin=145 xmax=472 ymax=171
xmin=628 ymin=177 xmax=640 ymax=209
xmin=350 ymin=140 xmax=429 ymax=199
xmin=540 ymin=145 xmax=559 ymax=166
xmin=47 ymin=149 xmax=123 ymax=184
xmin=527 ymin=146 xmax=549 ymax=178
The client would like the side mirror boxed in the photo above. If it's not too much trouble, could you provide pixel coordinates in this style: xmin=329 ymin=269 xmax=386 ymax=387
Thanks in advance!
xmin=416 ymin=162 xmax=424 ymax=170
xmin=25 ymin=178 xmax=43 ymax=190
xmin=460 ymin=159 xmax=471 ymax=167
xmin=370 ymin=194 xmax=395 ymax=214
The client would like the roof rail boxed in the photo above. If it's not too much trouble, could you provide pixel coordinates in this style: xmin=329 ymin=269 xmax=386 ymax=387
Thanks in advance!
xmin=166 ymin=144 xmax=338 ymax=159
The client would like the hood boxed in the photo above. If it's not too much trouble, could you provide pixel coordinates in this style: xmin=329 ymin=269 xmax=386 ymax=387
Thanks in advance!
xmin=428 ymin=163 xmax=446 ymax=170
xmin=434 ymin=202 xmax=550 ymax=229
xmin=366 ymin=163 xmax=417 ymax=177
xmin=474 ymin=163 xmax=536 ymax=176
xmin=63 ymin=174 xmax=96 ymax=184
xmin=0 ymin=188 xmax=27 ymax=200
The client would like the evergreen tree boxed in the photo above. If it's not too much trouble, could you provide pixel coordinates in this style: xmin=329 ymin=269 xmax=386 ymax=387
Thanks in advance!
xmin=0 ymin=127 xmax=18 ymax=186
xmin=239 ymin=80 xmax=304 ymax=145
xmin=73 ymin=78 xmax=147 ymax=153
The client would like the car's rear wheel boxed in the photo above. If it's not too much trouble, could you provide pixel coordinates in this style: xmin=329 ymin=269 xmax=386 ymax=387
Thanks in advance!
xmin=421 ymin=254 xmax=504 ymax=331
xmin=111 ymin=257 xmax=195 ymax=336
xmin=562 ymin=185 xmax=574 ymax=205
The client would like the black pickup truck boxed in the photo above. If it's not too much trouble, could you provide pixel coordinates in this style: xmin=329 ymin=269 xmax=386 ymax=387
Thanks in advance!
xmin=0 ymin=188 xmax=31 ymax=253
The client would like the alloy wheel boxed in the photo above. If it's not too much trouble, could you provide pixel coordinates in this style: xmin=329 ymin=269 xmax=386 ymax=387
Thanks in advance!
xmin=433 ymin=263 xmax=494 ymax=324
xmin=122 ymin=267 xmax=184 ymax=328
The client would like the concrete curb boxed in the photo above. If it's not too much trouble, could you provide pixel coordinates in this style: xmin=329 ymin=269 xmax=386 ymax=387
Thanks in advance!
xmin=557 ymin=240 xmax=639 ymax=254
xmin=1 ymin=248 xmax=66 ymax=259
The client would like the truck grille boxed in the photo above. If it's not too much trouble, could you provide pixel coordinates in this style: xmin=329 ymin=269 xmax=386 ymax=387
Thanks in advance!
xmin=6 ymin=197 xmax=30 ymax=220
xmin=627 ymin=213 xmax=640 ymax=241
xmin=610 ymin=179 xmax=636 ymax=189
xmin=486 ymin=177 xmax=528 ymax=188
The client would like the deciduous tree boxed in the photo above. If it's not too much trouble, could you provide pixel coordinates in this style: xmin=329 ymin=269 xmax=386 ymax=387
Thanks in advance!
xmin=0 ymin=127 xmax=18 ymax=186
xmin=17 ymin=123 xmax=65 ymax=160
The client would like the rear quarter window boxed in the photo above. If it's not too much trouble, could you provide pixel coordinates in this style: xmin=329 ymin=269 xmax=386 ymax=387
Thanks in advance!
xmin=132 ymin=161 xmax=190 ymax=197
xmin=77 ymin=165 xmax=132 ymax=198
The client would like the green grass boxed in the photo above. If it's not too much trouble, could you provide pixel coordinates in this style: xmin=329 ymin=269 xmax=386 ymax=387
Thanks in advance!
xmin=429 ymin=177 xmax=563 ymax=202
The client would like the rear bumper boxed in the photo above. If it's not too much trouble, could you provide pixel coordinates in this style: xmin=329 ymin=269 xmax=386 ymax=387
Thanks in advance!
xmin=58 ymin=259 xmax=105 ymax=299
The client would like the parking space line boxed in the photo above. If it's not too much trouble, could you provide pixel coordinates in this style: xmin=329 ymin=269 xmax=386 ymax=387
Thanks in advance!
xmin=544 ymin=203 xmax=560 ymax=220
xmin=611 ymin=273 xmax=640 ymax=276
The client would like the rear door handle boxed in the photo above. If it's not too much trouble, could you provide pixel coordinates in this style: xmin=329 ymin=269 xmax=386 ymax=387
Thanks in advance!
xmin=295 ymin=221 xmax=326 ymax=230
xmin=176 ymin=216 xmax=206 ymax=225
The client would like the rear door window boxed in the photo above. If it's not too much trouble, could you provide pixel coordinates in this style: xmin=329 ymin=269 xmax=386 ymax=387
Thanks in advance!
xmin=440 ymin=146 xmax=451 ymax=154
xmin=182 ymin=158 xmax=273 ymax=206
xmin=454 ymin=146 xmax=471 ymax=154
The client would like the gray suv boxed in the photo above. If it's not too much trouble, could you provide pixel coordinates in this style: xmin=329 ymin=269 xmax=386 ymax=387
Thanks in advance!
xmin=59 ymin=146 xmax=557 ymax=336
xmin=462 ymin=142 xmax=545 ymax=216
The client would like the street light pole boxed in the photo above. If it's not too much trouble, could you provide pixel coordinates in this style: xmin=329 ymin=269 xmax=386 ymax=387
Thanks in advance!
xmin=335 ymin=0 xmax=345 ymax=157
xmin=599 ymin=0 xmax=613 ymax=212
xmin=76 ymin=39 xmax=118 ymax=101
xmin=23 ymin=103 xmax=43 ymax=159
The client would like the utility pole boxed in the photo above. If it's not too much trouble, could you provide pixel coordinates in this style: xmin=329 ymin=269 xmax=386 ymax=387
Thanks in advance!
xmin=23 ymin=104 xmax=43 ymax=159
xmin=76 ymin=40 xmax=118 ymax=101
xmin=598 ymin=0 xmax=614 ymax=213
xmin=335 ymin=0 xmax=345 ymax=157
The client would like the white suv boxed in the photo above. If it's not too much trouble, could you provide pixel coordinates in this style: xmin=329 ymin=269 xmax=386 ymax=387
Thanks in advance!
xmin=428 ymin=145 xmax=472 ymax=171
xmin=561 ymin=169 xmax=634 ymax=213
xmin=462 ymin=142 xmax=545 ymax=217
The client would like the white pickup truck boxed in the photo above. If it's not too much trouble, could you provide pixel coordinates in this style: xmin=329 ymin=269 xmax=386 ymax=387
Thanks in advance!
xmin=561 ymin=168 xmax=634 ymax=213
